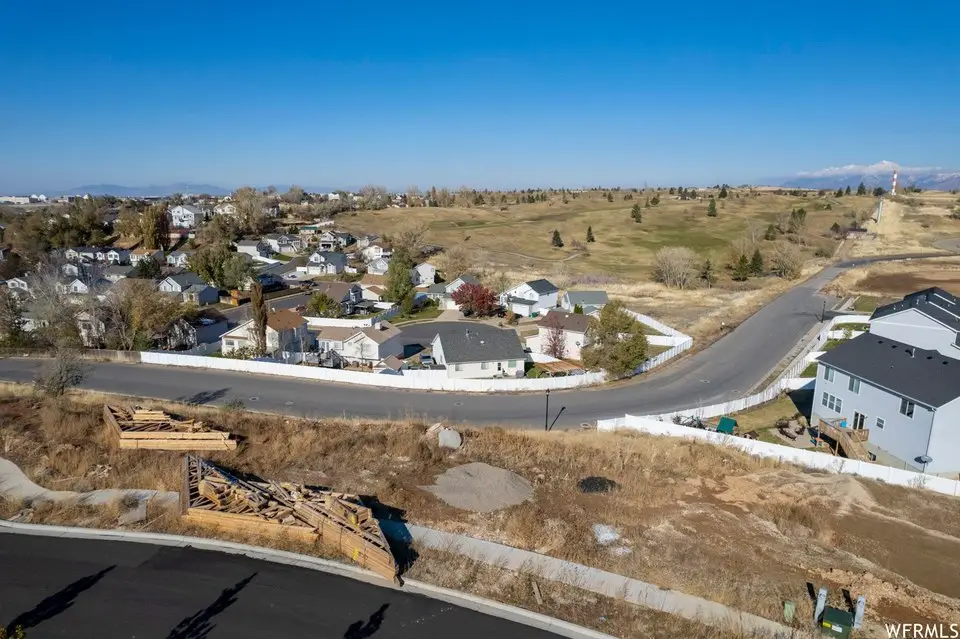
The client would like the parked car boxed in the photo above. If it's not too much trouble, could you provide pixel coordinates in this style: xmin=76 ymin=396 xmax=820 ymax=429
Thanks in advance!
xmin=420 ymin=354 xmax=435 ymax=366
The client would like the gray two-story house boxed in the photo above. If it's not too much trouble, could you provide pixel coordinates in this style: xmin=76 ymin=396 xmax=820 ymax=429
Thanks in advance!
xmin=870 ymin=287 xmax=960 ymax=360
xmin=813 ymin=333 xmax=960 ymax=474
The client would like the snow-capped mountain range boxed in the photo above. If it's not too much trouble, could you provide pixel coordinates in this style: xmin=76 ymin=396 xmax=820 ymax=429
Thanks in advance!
xmin=780 ymin=161 xmax=960 ymax=191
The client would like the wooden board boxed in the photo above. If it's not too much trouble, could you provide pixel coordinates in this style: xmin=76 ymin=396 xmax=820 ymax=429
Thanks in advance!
xmin=119 ymin=439 xmax=237 ymax=451
xmin=118 ymin=431 xmax=231 ymax=441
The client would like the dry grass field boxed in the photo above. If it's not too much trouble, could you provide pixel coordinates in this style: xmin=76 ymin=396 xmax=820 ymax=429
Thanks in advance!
xmin=849 ymin=195 xmax=958 ymax=258
xmin=827 ymin=256 xmax=960 ymax=300
xmin=2 ymin=392 xmax=958 ymax=638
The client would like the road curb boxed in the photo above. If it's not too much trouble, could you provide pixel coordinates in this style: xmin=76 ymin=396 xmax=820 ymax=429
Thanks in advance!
xmin=0 ymin=520 xmax=614 ymax=639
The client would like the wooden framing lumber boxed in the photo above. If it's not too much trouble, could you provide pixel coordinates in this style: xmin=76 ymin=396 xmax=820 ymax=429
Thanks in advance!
xmin=104 ymin=405 xmax=237 ymax=451
xmin=181 ymin=456 xmax=399 ymax=581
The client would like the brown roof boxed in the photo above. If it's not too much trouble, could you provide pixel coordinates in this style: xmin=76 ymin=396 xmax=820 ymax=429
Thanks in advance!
xmin=538 ymin=310 xmax=589 ymax=334
xmin=314 ymin=281 xmax=354 ymax=300
xmin=360 ymin=274 xmax=387 ymax=286
xmin=308 ymin=325 xmax=357 ymax=341
xmin=367 ymin=285 xmax=386 ymax=296
xmin=132 ymin=247 xmax=159 ymax=255
xmin=358 ymin=321 xmax=401 ymax=344
xmin=266 ymin=309 xmax=304 ymax=331
xmin=380 ymin=355 xmax=404 ymax=370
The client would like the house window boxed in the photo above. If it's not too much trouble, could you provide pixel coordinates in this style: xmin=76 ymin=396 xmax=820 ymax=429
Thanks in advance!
xmin=821 ymin=392 xmax=842 ymax=413
xmin=848 ymin=377 xmax=860 ymax=394
xmin=508 ymin=360 xmax=517 ymax=368
xmin=876 ymin=417 xmax=885 ymax=430
xmin=481 ymin=362 xmax=490 ymax=370
xmin=823 ymin=366 xmax=835 ymax=382
xmin=852 ymin=412 xmax=866 ymax=430
xmin=225 ymin=340 xmax=235 ymax=348
xmin=899 ymin=398 xmax=915 ymax=418
xmin=454 ymin=363 xmax=462 ymax=372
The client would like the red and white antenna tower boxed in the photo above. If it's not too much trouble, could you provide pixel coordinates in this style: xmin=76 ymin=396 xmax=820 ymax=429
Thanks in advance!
xmin=891 ymin=170 xmax=898 ymax=196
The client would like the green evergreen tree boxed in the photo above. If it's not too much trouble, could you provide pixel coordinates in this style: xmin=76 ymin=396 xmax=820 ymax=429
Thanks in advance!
xmin=749 ymin=248 xmax=764 ymax=275
xmin=551 ymin=229 xmax=564 ymax=247
xmin=386 ymin=246 xmax=415 ymax=302
xmin=856 ymin=182 xmax=867 ymax=196
xmin=835 ymin=188 xmax=844 ymax=198
xmin=764 ymin=223 xmax=778 ymax=240
xmin=586 ymin=226 xmax=595 ymax=243
xmin=699 ymin=259 xmax=716 ymax=287
xmin=719 ymin=185 xmax=729 ymax=199
xmin=707 ymin=198 xmax=718 ymax=217
xmin=573 ymin=304 xmax=584 ymax=314
xmin=844 ymin=185 xmax=852 ymax=196
xmin=732 ymin=254 xmax=751 ymax=281
xmin=631 ymin=203 xmax=642 ymax=223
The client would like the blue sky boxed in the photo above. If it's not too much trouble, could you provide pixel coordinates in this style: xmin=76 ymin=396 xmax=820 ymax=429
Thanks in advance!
xmin=1 ymin=0 xmax=957 ymax=192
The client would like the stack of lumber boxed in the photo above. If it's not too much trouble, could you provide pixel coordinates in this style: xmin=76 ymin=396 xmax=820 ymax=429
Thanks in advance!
xmin=104 ymin=405 xmax=237 ymax=451
xmin=182 ymin=456 xmax=398 ymax=582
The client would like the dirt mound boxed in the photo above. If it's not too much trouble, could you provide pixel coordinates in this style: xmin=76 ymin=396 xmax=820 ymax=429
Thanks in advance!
xmin=421 ymin=462 xmax=533 ymax=513
xmin=714 ymin=470 xmax=877 ymax=516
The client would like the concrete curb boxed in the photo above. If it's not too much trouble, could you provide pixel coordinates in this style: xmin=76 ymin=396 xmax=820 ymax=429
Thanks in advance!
xmin=0 ymin=520 xmax=614 ymax=639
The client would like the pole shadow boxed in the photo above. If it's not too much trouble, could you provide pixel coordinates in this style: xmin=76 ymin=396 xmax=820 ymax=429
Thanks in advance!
xmin=165 ymin=573 xmax=257 ymax=639
xmin=5 ymin=565 xmax=116 ymax=633
xmin=343 ymin=603 xmax=389 ymax=638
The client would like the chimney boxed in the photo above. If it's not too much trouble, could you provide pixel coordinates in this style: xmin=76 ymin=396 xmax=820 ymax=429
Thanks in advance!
xmin=908 ymin=347 xmax=915 ymax=358
xmin=374 ymin=321 xmax=382 ymax=331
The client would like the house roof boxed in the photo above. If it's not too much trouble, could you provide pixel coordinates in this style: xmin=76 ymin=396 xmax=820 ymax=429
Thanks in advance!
xmin=455 ymin=274 xmax=481 ymax=287
xmin=538 ymin=309 xmax=589 ymax=333
xmin=434 ymin=326 xmax=526 ymax=364
xmin=563 ymin=290 xmax=609 ymax=307
xmin=183 ymin=283 xmax=216 ymax=296
xmin=380 ymin=355 xmax=404 ymax=370
xmin=506 ymin=296 xmax=536 ymax=306
xmin=173 ymin=204 xmax=202 ymax=215
xmin=165 ymin=273 xmax=205 ymax=288
xmin=132 ymin=247 xmax=160 ymax=255
xmin=871 ymin=287 xmax=960 ymax=332
xmin=103 ymin=264 xmax=136 ymax=277
xmin=358 ymin=321 xmax=401 ymax=344
xmin=309 ymin=325 xmax=358 ymax=341
xmin=168 ymin=250 xmax=193 ymax=258
xmin=266 ymin=309 xmax=305 ymax=331
xmin=312 ymin=251 xmax=347 ymax=265
xmin=235 ymin=239 xmax=262 ymax=247
xmin=817 ymin=333 xmax=960 ymax=408
xmin=526 ymin=278 xmax=559 ymax=295
xmin=425 ymin=282 xmax=446 ymax=294
xmin=313 ymin=281 xmax=355 ymax=301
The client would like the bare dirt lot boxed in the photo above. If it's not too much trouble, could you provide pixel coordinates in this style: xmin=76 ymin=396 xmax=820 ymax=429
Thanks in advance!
xmin=850 ymin=196 xmax=958 ymax=258
xmin=827 ymin=256 xmax=960 ymax=299
xmin=1 ymin=392 xmax=958 ymax=638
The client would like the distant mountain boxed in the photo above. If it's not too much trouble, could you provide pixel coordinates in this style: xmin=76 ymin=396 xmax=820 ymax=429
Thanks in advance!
xmin=63 ymin=183 xmax=232 ymax=197
xmin=779 ymin=161 xmax=960 ymax=192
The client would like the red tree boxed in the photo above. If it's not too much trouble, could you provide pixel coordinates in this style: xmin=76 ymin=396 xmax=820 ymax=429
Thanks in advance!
xmin=451 ymin=283 xmax=498 ymax=317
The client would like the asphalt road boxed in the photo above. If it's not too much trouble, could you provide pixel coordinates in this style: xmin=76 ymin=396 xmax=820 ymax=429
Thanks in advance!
xmin=0 ymin=254 xmax=933 ymax=428
xmin=0 ymin=534 xmax=559 ymax=638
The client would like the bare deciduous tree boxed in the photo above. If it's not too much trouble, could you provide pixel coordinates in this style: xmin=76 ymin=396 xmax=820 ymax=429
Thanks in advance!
xmin=652 ymin=246 xmax=700 ymax=289
xmin=437 ymin=243 xmax=474 ymax=280
xmin=727 ymin=236 xmax=755 ymax=267
xmin=391 ymin=220 xmax=429 ymax=254
xmin=406 ymin=185 xmax=421 ymax=207
xmin=250 ymin=282 xmax=267 ymax=356
xmin=543 ymin=313 xmax=567 ymax=359
xmin=34 ymin=348 xmax=86 ymax=398
xmin=235 ymin=186 xmax=268 ymax=235
xmin=771 ymin=240 xmax=803 ymax=279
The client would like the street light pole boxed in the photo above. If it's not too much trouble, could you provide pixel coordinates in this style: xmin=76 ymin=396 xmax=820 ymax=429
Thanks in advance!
xmin=544 ymin=389 xmax=550 ymax=431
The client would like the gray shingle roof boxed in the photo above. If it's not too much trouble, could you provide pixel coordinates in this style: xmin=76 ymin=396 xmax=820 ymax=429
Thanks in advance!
xmin=166 ymin=273 xmax=206 ymax=288
xmin=539 ymin=310 xmax=589 ymax=333
xmin=871 ymin=287 xmax=960 ymax=330
xmin=526 ymin=279 xmax=558 ymax=295
xmin=817 ymin=333 xmax=960 ymax=408
xmin=435 ymin=326 xmax=526 ymax=364
xmin=564 ymin=290 xmax=609 ymax=307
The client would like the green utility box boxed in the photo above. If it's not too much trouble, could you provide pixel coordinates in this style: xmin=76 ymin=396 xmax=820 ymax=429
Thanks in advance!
xmin=819 ymin=607 xmax=853 ymax=638
xmin=716 ymin=416 xmax=738 ymax=435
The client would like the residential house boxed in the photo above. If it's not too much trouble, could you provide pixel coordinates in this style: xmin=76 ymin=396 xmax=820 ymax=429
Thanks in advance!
xmin=64 ymin=246 xmax=103 ymax=262
xmin=501 ymin=279 xmax=559 ymax=317
xmin=361 ymin=284 xmax=387 ymax=303
xmin=160 ymin=312 xmax=229 ymax=351
xmin=303 ymin=250 xmax=347 ymax=275
xmin=361 ymin=243 xmax=392 ymax=262
xmin=61 ymin=262 xmax=84 ymax=278
xmin=813 ymin=333 xmax=960 ymax=474
xmin=560 ymin=290 xmax=609 ymax=315
xmin=299 ymin=224 xmax=322 ymax=237
xmin=130 ymin=248 xmax=164 ymax=266
xmin=869 ymin=287 xmax=960 ymax=360
xmin=221 ymin=310 xmax=311 ymax=357
xmin=338 ymin=322 xmax=403 ymax=364
xmin=526 ymin=310 xmax=590 ymax=360
xmin=425 ymin=274 xmax=481 ymax=310
xmin=102 ymin=264 xmax=136 ymax=283
xmin=166 ymin=250 xmax=194 ymax=268
xmin=262 ymin=233 xmax=305 ymax=255
xmin=410 ymin=263 xmax=437 ymax=287
xmin=431 ymin=327 xmax=526 ymax=379
xmin=375 ymin=355 xmax=406 ymax=375
xmin=159 ymin=272 xmax=206 ymax=294
xmin=182 ymin=284 xmax=219 ymax=306
xmin=366 ymin=257 xmax=390 ymax=276
xmin=311 ymin=325 xmax=358 ymax=358
xmin=214 ymin=202 xmax=236 ymax=216
xmin=317 ymin=230 xmax=354 ymax=251
xmin=169 ymin=204 xmax=205 ymax=228
xmin=105 ymin=249 xmax=130 ymax=265
xmin=234 ymin=239 xmax=272 ymax=260
xmin=356 ymin=234 xmax=378 ymax=249
xmin=6 ymin=276 xmax=35 ymax=298
xmin=311 ymin=281 xmax=362 ymax=315
xmin=56 ymin=277 xmax=108 ymax=296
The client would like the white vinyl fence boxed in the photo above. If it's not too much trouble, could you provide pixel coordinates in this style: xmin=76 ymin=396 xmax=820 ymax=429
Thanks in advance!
xmin=304 ymin=306 xmax=399 ymax=329
xmin=621 ymin=310 xmax=694 ymax=373
xmin=139 ymin=351 xmax=607 ymax=392
xmin=596 ymin=415 xmax=960 ymax=498
xmin=637 ymin=314 xmax=869 ymax=420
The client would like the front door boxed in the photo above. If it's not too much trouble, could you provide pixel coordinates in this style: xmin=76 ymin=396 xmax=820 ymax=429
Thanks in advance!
xmin=852 ymin=412 xmax=866 ymax=430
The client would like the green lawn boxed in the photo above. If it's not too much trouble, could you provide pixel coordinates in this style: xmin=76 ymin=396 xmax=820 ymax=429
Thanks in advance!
xmin=800 ymin=362 xmax=819 ymax=377
xmin=821 ymin=339 xmax=845 ymax=351
xmin=852 ymin=295 xmax=896 ymax=313
xmin=272 ymin=254 xmax=292 ymax=262
xmin=391 ymin=304 xmax=444 ymax=325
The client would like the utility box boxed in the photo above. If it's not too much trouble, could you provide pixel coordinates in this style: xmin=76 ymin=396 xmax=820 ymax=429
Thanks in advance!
xmin=820 ymin=607 xmax=853 ymax=638
xmin=716 ymin=416 xmax=737 ymax=435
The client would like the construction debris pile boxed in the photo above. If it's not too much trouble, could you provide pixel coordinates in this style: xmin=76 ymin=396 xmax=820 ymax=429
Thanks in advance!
xmin=182 ymin=456 xmax=398 ymax=581
xmin=104 ymin=405 xmax=237 ymax=451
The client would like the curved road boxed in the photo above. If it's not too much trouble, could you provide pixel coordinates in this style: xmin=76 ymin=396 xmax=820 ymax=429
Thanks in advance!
xmin=0 ymin=254 xmax=934 ymax=428
xmin=0 ymin=533 xmax=560 ymax=638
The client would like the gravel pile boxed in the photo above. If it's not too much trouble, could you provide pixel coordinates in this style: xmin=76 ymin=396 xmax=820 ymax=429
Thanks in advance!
xmin=421 ymin=462 xmax=533 ymax=513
